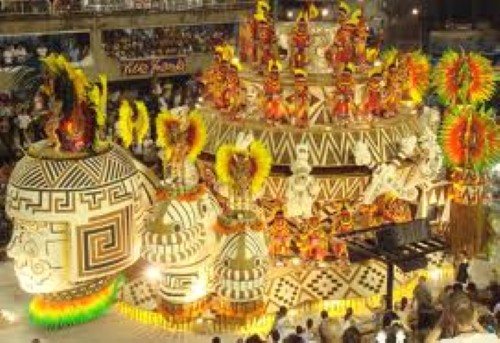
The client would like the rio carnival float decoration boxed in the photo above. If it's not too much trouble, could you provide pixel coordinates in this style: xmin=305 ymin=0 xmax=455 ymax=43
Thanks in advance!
xmin=433 ymin=50 xmax=498 ymax=254
xmin=5 ymin=54 xmax=157 ymax=328
xmin=212 ymin=133 xmax=271 ymax=317
xmin=4 ymin=0 xmax=499 ymax=334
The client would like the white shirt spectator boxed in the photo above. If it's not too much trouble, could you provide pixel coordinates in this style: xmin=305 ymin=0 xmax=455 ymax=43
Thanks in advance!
xmin=438 ymin=333 xmax=500 ymax=342
xmin=15 ymin=46 xmax=27 ymax=63
xmin=3 ymin=47 xmax=14 ymax=65
xmin=36 ymin=46 xmax=48 ymax=58
xmin=132 ymin=143 xmax=143 ymax=155
xmin=158 ymin=96 xmax=168 ymax=111
xmin=493 ymin=301 xmax=500 ymax=315
xmin=17 ymin=113 xmax=31 ymax=130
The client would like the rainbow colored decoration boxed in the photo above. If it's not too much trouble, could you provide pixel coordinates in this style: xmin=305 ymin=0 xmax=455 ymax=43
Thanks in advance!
xmin=29 ymin=276 xmax=124 ymax=329
xmin=405 ymin=51 xmax=431 ymax=103
xmin=433 ymin=50 xmax=496 ymax=105
xmin=440 ymin=105 xmax=500 ymax=173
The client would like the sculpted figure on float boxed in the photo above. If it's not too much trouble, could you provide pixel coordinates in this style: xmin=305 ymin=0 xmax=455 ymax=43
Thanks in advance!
xmin=285 ymin=143 xmax=319 ymax=219
xmin=5 ymin=54 xmax=157 ymax=328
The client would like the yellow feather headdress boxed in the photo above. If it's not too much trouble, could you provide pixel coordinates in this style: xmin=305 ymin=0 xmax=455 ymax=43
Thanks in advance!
xmin=88 ymin=74 xmax=107 ymax=127
xmin=117 ymin=100 xmax=150 ymax=148
xmin=215 ymin=136 xmax=272 ymax=194
xmin=268 ymin=59 xmax=282 ymax=72
xmin=155 ymin=109 xmax=207 ymax=163
xmin=230 ymin=57 xmax=242 ymax=71
xmin=338 ymin=1 xmax=351 ymax=15
xmin=294 ymin=68 xmax=307 ymax=78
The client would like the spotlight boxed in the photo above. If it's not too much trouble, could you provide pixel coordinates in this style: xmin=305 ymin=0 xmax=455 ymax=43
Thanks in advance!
xmin=411 ymin=8 xmax=419 ymax=16
xmin=287 ymin=10 xmax=294 ymax=19
xmin=321 ymin=8 xmax=329 ymax=17
xmin=145 ymin=265 xmax=162 ymax=282
xmin=291 ymin=257 xmax=301 ymax=266
xmin=374 ymin=60 xmax=382 ymax=67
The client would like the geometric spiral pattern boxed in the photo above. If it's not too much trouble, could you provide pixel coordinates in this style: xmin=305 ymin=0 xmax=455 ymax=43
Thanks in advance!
xmin=76 ymin=206 xmax=133 ymax=280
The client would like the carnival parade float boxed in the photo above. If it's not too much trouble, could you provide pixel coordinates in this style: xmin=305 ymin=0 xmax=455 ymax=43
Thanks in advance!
xmin=3 ymin=0 xmax=499 ymax=335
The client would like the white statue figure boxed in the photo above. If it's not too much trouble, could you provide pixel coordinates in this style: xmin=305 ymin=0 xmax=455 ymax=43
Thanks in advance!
xmin=353 ymin=141 xmax=374 ymax=167
xmin=399 ymin=135 xmax=417 ymax=158
xmin=354 ymin=138 xmax=420 ymax=205
xmin=285 ymin=144 xmax=319 ymax=218
xmin=420 ymin=106 xmax=441 ymax=133
xmin=244 ymin=83 xmax=260 ymax=118
xmin=418 ymin=126 xmax=444 ymax=180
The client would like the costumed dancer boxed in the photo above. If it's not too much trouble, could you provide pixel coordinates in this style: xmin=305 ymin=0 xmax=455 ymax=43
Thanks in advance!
xmin=255 ymin=1 xmax=275 ymax=71
xmin=202 ymin=44 xmax=232 ymax=108
xmin=221 ymin=58 xmax=243 ymax=117
xmin=291 ymin=69 xmax=309 ymax=127
xmin=291 ymin=3 xmax=317 ymax=69
xmin=117 ymin=99 xmax=149 ymax=150
xmin=326 ymin=220 xmax=350 ymax=269
xmin=330 ymin=64 xmax=355 ymax=123
xmin=155 ymin=109 xmax=206 ymax=190
xmin=352 ymin=9 xmax=369 ymax=67
xmin=299 ymin=217 xmax=327 ymax=262
xmin=215 ymin=132 xmax=272 ymax=212
xmin=239 ymin=16 xmax=253 ymax=63
xmin=362 ymin=66 xmax=384 ymax=118
xmin=264 ymin=58 xmax=286 ymax=123
xmin=382 ymin=49 xmax=402 ymax=117
xmin=337 ymin=204 xmax=354 ymax=234
xmin=37 ymin=54 xmax=99 ymax=153
xmin=326 ymin=3 xmax=355 ymax=73
xmin=267 ymin=209 xmax=292 ymax=259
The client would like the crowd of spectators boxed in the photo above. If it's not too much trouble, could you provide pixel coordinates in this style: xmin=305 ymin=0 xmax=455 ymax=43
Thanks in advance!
xmin=209 ymin=259 xmax=500 ymax=343
xmin=0 ymin=33 xmax=90 ymax=68
xmin=0 ymin=0 xmax=249 ymax=15
xmin=102 ymin=24 xmax=234 ymax=60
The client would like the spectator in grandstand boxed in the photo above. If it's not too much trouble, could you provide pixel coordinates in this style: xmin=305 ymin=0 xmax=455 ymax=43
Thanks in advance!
xmin=412 ymin=276 xmax=435 ymax=333
xmin=102 ymin=24 xmax=234 ymax=60
xmin=425 ymin=292 xmax=499 ymax=343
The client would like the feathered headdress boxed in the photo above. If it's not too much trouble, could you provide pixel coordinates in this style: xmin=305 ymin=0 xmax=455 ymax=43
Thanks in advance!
xmin=405 ymin=51 xmax=431 ymax=103
xmin=294 ymin=68 xmax=307 ymax=78
xmin=230 ymin=57 xmax=242 ymax=71
xmin=215 ymin=134 xmax=272 ymax=194
xmin=254 ymin=0 xmax=270 ymax=21
xmin=88 ymin=74 xmax=107 ymax=127
xmin=350 ymin=9 xmax=362 ymax=22
xmin=368 ymin=66 xmax=383 ymax=78
xmin=155 ymin=109 xmax=206 ymax=163
xmin=268 ymin=58 xmax=282 ymax=72
xmin=338 ymin=1 xmax=351 ymax=15
xmin=439 ymin=105 xmax=500 ymax=172
xmin=433 ymin=50 xmax=496 ymax=105
xmin=365 ymin=48 xmax=379 ymax=64
xmin=297 ymin=1 xmax=319 ymax=22
xmin=381 ymin=48 xmax=399 ymax=68
xmin=215 ymin=44 xmax=235 ymax=62
xmin=117 ymin=100 xmax=149 ymax=148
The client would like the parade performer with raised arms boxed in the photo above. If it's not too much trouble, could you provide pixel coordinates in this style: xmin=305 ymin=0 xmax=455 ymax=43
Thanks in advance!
xmin=291 ymin=69 xmax=310 ymax=127
xmin=291 ymin=2 xmax=317 ymax=68
xmin=264 ymin=58 xmax=287 ymax=123
xmin=330 ymin=63 xmax=355 ymax=123
xmin=155 ymin=107 xmax=206 ymax=190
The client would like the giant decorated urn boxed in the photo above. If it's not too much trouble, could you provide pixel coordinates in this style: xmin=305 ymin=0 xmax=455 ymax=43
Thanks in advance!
xmin=4 ymin=55 xmax=157 ymax=328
